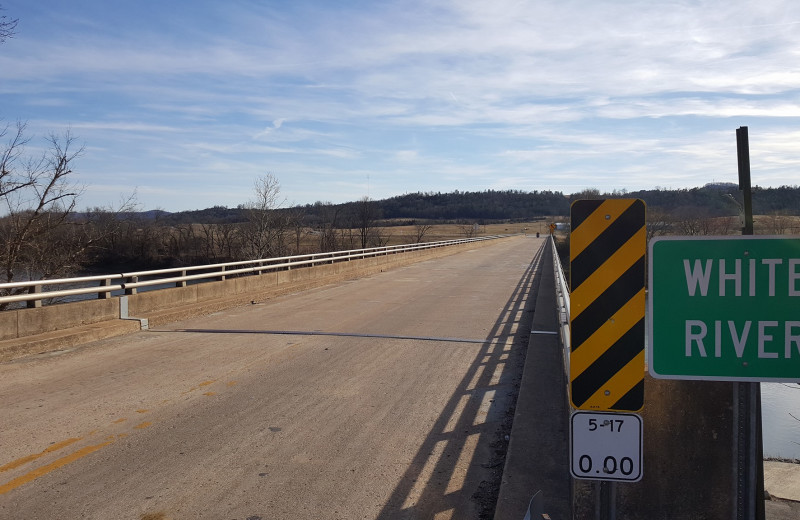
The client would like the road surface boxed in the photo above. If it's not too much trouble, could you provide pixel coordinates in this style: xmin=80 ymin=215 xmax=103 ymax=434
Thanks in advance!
xmin=0 ymin=236 xmax=544 ymax=520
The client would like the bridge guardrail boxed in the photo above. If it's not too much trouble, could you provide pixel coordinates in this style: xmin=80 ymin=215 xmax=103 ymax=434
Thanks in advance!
xmin=550 ymin=233 xmax=570 ymax=378
xmin=0 ymin=236 xmax=511 ymax=308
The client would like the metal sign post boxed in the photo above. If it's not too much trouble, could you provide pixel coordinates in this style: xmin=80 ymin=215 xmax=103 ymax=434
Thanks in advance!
xmin=570 ymin=411 xmax=642 ymax=520
xmin=735 ymin=126 xmax=765 ymax=520
xmin=647 ymin=128 xmax=771 ymax=519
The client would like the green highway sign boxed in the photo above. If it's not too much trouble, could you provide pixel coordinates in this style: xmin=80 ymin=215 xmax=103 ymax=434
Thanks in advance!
xmin=648 ymin=236 xmax=800 ymax=381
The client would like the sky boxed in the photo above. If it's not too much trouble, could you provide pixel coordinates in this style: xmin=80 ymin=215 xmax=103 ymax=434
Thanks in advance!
xmin=1 ymin=0 xmax=800 ymax=212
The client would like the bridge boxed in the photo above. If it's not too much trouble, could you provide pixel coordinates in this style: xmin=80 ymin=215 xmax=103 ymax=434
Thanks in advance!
xmin=1 ymin=235 xmax=566 ymax=519
xmin=1 ymin=235 xmax=797 ymax=519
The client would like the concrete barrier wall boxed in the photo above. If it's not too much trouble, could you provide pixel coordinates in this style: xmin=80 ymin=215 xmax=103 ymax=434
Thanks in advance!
xmin=129 ymin=285 xmax=199 ymax=315
xmin=1 ymin=298 xmax=120 ymax=342
xmin=0 ymin=311 xmax=18 ymax=341
xmin=2 ymin=239 xmax=505 ymax=342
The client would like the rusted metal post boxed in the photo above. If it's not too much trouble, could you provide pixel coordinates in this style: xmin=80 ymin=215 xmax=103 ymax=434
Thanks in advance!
xmin=735 ymin=126 xmax=765 ymax=520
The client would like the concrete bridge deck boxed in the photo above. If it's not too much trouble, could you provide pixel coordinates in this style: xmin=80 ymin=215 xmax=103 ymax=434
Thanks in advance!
xmin=0 ymin=236 xmax=545 ymax=519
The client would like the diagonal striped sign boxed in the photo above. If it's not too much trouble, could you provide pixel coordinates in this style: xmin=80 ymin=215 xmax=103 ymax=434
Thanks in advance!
xmin=570 ymin=199 xmax=646 ymax=412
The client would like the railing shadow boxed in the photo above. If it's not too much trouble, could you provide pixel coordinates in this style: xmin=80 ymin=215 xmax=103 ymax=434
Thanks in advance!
xmin=374 ymin=240 xmax=547 ymax=520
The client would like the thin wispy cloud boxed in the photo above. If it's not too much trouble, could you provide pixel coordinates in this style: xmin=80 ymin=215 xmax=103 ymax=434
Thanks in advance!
xmin=1 ymin=0 xmax=798 ymax=211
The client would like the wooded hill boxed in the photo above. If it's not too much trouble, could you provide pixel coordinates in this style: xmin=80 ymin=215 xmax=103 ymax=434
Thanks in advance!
xmin=155 ymin=184 xmax=800 ymax=225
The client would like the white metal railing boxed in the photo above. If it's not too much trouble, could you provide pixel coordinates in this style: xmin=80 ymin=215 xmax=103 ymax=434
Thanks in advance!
xmin=0 ymin=236 xmax=510 ymax=308
xmin=550 ymin=234 xmax=571 ymax=377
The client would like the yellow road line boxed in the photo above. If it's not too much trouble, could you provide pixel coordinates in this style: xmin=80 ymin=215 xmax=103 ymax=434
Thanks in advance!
xmin=0 ymin=441 xmax=113 ymax=495
xmin=0 ymin=437 xmax=83 ymax=474
xmin=1 ymin=376 xmax=224 ymax=494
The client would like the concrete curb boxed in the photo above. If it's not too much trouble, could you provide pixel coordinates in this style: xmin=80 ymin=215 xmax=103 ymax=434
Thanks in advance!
xmin=0 ymin=319 xmax=141 ymax=361
xmin=494 ymin=239 xmax=571 ymax=520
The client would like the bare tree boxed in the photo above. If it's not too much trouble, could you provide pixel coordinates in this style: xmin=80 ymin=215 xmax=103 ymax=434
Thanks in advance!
xmin=374 ymin=227 xmax=391 ymax=247
xmin=0 ymin=129 xmax=85 ymax=308
xmin=286 ymin=206 xmax=309 ymax=255
xmin=571 ymin=188 xmax=602 ymax=201
xmin=316 ymin=202 xmax=341 ymax=253
xmin=646 ymin=207 xmax=673 ymax=241
xmin=0 ymin=121 xmax=34 ymax=198
xmin=199 ymin=222 xmax=219 ymax=262
xmin=216 ymin=223 xmax=239 ymax=260
xmin=197 ymin=221 xmax=241 ymax=263
xmin=354 ymin=196 xmax=382 ymax=249
xmin=413 ymin=222 xmax=433 ymax=243
xmin=713 ymin=215 xmax=737 ymax=236
xmin=671 ymin=207 xmax=715 ymax=236
xmin=81 ymin=196 xmax=142 ymax=266
xmin=128 ymin=215 xmax=170 ymax=266
xmin=238 ymin=173 xmax=289 ymax=259
xmin=0 ymin=4 xmax=17 ymax=44
xmin=764 ymin=211 xmax=790 ymax=235
xmin=459 ymin=222 xmax=479 ymax=238
xmin=170 ymin=224 xmax=200 ymax=264
xmin=0 ymin=128 xmax=136 ymax=300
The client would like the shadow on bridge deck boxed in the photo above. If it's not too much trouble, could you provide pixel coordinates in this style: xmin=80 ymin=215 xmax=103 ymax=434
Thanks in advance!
xmin=370 ymin=239 xmax=569 ymax=520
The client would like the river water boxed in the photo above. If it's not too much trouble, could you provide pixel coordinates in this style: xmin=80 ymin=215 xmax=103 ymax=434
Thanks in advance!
xmin=762 ymin=382 xmax=800 ymax=460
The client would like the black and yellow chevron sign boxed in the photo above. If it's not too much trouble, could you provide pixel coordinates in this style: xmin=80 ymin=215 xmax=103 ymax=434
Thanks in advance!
xmin=570 ymin=199 xmax=646 ymax=412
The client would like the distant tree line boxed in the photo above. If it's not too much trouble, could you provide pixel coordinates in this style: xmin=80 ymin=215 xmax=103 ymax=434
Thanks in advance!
xmin=153 ymin=184 xmax=800 ymax=227
xmin=79 ymin=183 xmax=800 ymax=269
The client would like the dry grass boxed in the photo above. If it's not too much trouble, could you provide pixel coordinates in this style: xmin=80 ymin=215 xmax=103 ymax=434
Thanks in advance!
xmin=378 ymin=219 xmax=559 ymax=244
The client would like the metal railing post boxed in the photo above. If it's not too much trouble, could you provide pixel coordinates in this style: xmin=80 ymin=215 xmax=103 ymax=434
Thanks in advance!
xmin=27 ymin=285 xmax=42 ymax=308
xmin=99 ymin=278 xmax=111 ymax=299
xmin=125 ymin=276 xmax=138 ymax=295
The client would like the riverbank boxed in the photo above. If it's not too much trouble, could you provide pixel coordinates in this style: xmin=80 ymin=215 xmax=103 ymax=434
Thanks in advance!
xmin=765 ymin=460 xmax=800 ymax=501
xmin=765 ymin=460 xmax=800 ymax=520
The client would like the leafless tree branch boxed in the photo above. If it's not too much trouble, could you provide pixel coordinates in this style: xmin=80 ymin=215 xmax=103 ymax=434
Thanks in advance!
xmin=0 ymin=128 xmax=91 ymax=309
xmin=0 ymin=4 xmax=18 ymax=43
xmin=238 ymin=173 xmax=289 ymax=259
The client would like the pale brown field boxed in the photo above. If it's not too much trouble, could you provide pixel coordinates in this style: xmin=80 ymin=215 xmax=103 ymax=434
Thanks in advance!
xmin=377 ymin=219 xmax=560 ymax=244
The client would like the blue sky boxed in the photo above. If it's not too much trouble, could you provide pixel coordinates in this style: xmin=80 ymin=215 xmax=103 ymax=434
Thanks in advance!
xmin=2 ymin=0 xmax=800 ymax=211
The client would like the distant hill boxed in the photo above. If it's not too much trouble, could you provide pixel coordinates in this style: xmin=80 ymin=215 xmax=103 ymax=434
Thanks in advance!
xmin=299 ymin=189 xmax=571 ymax=223
xmin=137 ymin=185 xmax=800 ymax=225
